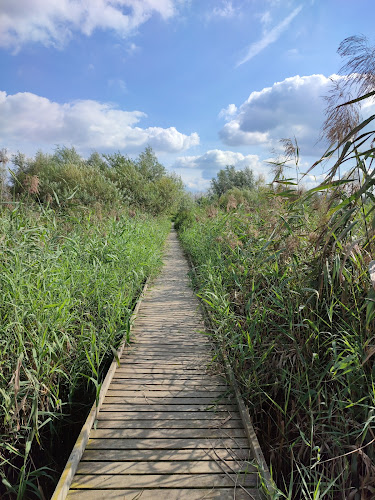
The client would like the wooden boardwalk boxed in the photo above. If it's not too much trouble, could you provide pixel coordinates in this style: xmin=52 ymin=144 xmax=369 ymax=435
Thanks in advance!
xmin=66 ymin=230 xmax=261 ymax=499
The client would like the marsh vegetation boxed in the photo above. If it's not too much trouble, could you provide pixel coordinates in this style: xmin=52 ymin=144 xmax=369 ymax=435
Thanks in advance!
xmin=0 ymin=147 xmax=182 ymax=498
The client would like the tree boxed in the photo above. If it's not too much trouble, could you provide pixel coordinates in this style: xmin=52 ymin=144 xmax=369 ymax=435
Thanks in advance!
xmin=136 ymin=146 xmax=166 ymax=181
xmin=210 ymin=165 xmax=254 ymax=197
xmin=53 ymin=146 xmax=83 ymax=165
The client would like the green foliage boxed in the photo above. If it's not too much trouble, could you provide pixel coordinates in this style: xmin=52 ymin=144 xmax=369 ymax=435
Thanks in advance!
xmin=11 ymin=148 xmax=121 ymax=207
xmin=210 ymin=165 xmax=255 ymax=197
xmin=173 ymin=194 xmax=196 ymax=231
xmin=103 ymin=148 xmax=184 ymax=214
xmin=0 ymin=203 xmax=170 ymax=497
xmin=11 ymin=146 xmax=184 ymax=215
xmin=136 ymin=146 xmax=166 ymax=181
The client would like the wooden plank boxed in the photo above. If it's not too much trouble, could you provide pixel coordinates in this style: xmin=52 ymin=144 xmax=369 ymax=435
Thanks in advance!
xmin=128 ymin=340 xmax=208 ymax=343
xmin=125 ymin=353 xmax=212 ymax=357
xmin=97 ymin=411 xmax=241 ymax=419
xmin=118 ymin=359 xmax=212 ymax=373
xmin=96 ymin=419 xmax=243 ymax=429
xmin=85 ymin=438 xmax=250 ymax=450
xmin=126 ymin=350 xmax=211 ymax=354
xmin=81 ymin=448 xmax=251 ymax=462
xmin=127 ymin=344 xmax=210 ymax=349
xmin=136 ymin=314 xmax=202 ymax=317
xmin=112 ymin=373 xmax=213 ymax=378
xmin=114 ymin=368 xmax=211 ymax=373
xmin=112 ymin=373 xmax=224 ymax=380
xmin=107 ymin=386 xmax=228 ymax=392
xmin=134 ymin=323 xmax=203 ymax=327
xmin=67 ymin=488 xmax=260 ymax=499
xmin=110 ymin=374 xmax=224 ymax=381
xmin=133 ymin=319 xmax=202 ymax=323
xmin=128 ymin=346 xmax=211 ymax=350
xmin=134 ymin=340 xmax=210 ymax=344
xmin=129 ymin=345 xmax=211 ymax=349
xmin=117 ymin=363 xmax=212 ymax=368
xmin=128 ymin=344 xmax=211 ymax=348
xmin=113 ymin=369 xmax=218 ymax=374
xmin=76 ymin=460 xmax=256 ymax=475
xmin=130 ymin=333 xmax=208 ymax=336
xmin=134 ymin=333 xmax=209 ymax=335
xmin=117 ymin=360 xmax=212 ymax=366
xmin=127 ymin=342 xmax=210 ymax=346
xmin=102 ymin=396 xmax=232 ymax=405
xmin=137 ymin=321 xmax=205 ymax=325
xmin=124 ymin=353 xmax=211 ymax=357
xmin=99 ymin=404 xmax=238 ymax=412
xmin=89 ymin=428 xmax=247 ymax=439
xmin=70 ymin=472 xmax=257 ymax=489
xmin=125 ymin=350 xmax=212 ymax=354
xmin=105 ymin=390 xmax=227 ymax=397
xmin=112 ymin=373 xmax=217 ymax=379
xmin=120 ymin=352 xmax=210 ymax=358
xmin=108 ymin=381 xmax=228 ymax=389
xmin=136 ymin=316 xmax=204 ymax=320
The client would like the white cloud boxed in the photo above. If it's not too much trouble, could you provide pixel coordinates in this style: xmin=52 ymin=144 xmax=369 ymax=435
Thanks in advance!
xmin=0 ymin=0 xmax=176 ymax=51
xmin=301 ymin=173 xmax=327 ymax=190
xmin=173 ymin=149 xmax=265 ymax=180
xmin=258 ymin=10 xmax=272 ymax=28
xmin=236 ymin=5 xmax=302 ymax=66
xmin=218 ymin=103 xmax=238 ymax=120
xmin=219 ymin=74 xmax=339 ymax=155
xmin=172 ymin=167 xmax=211 ymax=192
xmin=211 ymin=1 xmax=237 ymax=19
xmin=205 ymin=0 xmax=240 ymax=22
xmin=0 ymin=90 xmax=199 ymax=153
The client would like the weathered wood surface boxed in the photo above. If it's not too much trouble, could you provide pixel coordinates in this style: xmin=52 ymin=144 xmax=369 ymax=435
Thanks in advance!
xmin=67 ymin=489 xmax=258 ymax=499
xmin=66 ymin=230 xmax=260 ymax=499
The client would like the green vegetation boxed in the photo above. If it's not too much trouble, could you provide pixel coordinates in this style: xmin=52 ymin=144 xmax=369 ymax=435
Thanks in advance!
xmin=210 ymin=165 xmax=255 ymax=197
xmin=178 ymin=174 xmax=374 ymax=498
xmin=0 ymin=146 xmax=175 ymax=498
xmin=11 ymin=145 xmax=184 ymax=215
xmin=177 ymin=38 xmax=375 ymax=499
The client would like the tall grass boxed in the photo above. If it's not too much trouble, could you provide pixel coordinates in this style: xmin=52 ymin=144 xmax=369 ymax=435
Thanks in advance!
xmin=0 ymin=203 xmax=170 ymax=498
xmin=177 ymin=181 xmax=375 ymax=498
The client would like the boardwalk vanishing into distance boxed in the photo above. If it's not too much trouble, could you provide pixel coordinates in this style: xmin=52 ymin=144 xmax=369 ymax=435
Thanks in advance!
xmin=63 ymin=230 xmax=263 ymax=499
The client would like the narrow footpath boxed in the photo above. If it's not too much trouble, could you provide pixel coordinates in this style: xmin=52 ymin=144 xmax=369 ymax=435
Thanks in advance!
xmin=66 ymin=230 xmax=261 ymax=499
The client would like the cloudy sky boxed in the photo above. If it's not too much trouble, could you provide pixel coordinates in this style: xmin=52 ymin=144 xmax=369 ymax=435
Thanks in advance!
xmin=1 ymin=0 xmax=374 ymax=191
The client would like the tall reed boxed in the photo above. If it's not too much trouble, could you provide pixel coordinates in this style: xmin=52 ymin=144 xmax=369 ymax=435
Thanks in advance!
xmin=0 ymin=203 xmax=170 ymax=498
xmin=178 ymin=180 xmax=374 ymax=498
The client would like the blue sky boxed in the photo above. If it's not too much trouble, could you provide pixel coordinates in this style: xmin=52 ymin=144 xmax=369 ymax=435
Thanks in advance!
xmin=1 ymin=0 xmax=375 ymax=191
